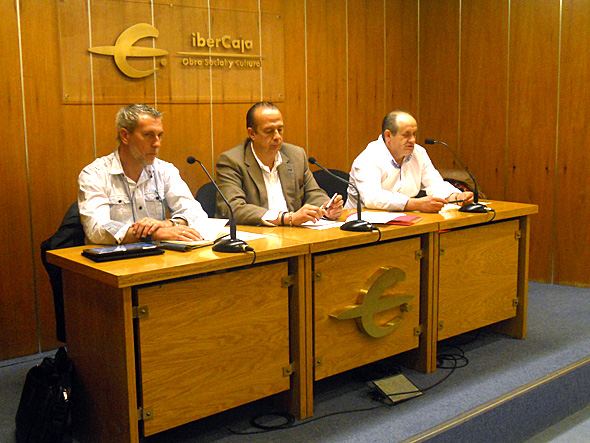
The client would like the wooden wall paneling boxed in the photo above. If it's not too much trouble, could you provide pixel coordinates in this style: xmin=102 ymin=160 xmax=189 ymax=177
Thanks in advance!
xmin=347 ymin=0 xmax=386 ymax=162
xmin=153 ymin=1 xmax=211 ymax=103
xmin=555 ymin=0 xmax=590 ymax=286
xmin=459 ymin=0 xmax=508 ymax=200
xmin=418 ymin=0 xmax=460 ymax=171
xmin=385 ymin=0 xmax=419 ymax=117
xmin=21 ymin=0 xmax=96 ymax=351
xmin=306 ymin=0 xmax=348 ymax=170
xmin=508 ymin=0 xmax=560 ymax=283
xmin=209 ymin=1 xmax=264 ymax=102
xmin=260 ymin=1 xmax=286 ymax=104
xmin=86 ymin=0 xmax=155 ymax=104
xmin=93 ymin=105 xmax=127 ymax=159
xmin=157 ymin=103 xmax=214 ymax=195
xmin=212 ymin=103 xmax=252 ymax=173
xmin=0 ymin=0 xmax=38 ymax=359
xmin=281 ymin=0 xmax=307 ymax=148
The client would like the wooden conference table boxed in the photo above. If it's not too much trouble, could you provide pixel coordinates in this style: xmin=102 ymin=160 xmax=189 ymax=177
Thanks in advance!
xmin=47 ymin=200 xmax=537 ymax=442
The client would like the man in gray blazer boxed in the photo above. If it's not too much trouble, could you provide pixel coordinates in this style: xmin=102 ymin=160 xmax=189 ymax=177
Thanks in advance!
xmin=216 ymin=102 xmax=343 ymax=225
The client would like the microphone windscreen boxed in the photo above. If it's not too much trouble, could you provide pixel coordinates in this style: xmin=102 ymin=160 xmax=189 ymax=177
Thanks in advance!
xmin=308 ymin=157 xmax=317 ymax=164
xmin=424 ymin=139 xmax=436 ymax=145
xmin=187 ymin=156 xmax=196 ymax=164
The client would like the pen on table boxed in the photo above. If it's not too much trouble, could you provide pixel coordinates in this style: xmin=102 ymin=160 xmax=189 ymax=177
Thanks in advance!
xmin=321 ymin=193 xmax=338 ymax=210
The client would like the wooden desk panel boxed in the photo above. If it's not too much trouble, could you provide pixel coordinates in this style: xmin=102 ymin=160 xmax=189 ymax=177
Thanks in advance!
xmin=137 ymin=261 xmax=291 ymax=435
xmin=313 ymin=238 xmax=421 ymax=380
xmin=438 ymin=220 xmax=520 ymax=340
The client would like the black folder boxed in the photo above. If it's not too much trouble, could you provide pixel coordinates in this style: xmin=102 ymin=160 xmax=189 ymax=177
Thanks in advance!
xmin=82 ymin=242 xmax=164 ymax=262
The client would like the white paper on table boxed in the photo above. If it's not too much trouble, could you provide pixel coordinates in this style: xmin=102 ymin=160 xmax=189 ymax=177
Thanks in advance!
xmin=301 ymin=219 xmax=345 ymax=230
xmin=196 ymin=218 xmax=230 ymax=241
xmin=345 ymin=211 xmax=406 ymax=224
xmin=216 ymin=227 xmax=267 ymax=241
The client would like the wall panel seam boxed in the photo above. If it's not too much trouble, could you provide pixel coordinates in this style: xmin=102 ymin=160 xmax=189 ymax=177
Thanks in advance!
xmin=345 ymin=0 xmax=349 ymax=167
xmin=458 ymin=0 xmax=462 ymax=153
xmin=151 ymin=0 xmax=157 ymax=107
xmin=258 ymin=0 xmax=263 ymax=100
xmin=87 ymin=0 xmax=97 ymax=159
xmin=552 ymin=0 xmax=563 ymax=284
xmin=505 ymin=0 xmax=511 ymax=201
xmin=304 ymin=0 xmax=309 ymax=153
xmin=208 ymin=0 xmax=215 ymax=172
xmin=16 ymin=0 xmax=41 ymax=352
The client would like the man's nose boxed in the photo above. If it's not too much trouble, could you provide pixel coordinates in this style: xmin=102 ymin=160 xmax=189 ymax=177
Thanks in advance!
xmin=154 ymin=135 xmax=162 ymax=147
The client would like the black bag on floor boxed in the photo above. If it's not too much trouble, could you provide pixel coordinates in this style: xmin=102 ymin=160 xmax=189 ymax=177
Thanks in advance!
xmin=15 ymin=347 xmax=74 ymax=443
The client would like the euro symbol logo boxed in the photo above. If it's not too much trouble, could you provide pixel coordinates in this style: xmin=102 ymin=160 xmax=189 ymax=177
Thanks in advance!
xmin=88 ymin=23 xmax=168 ymax=79
xmin=330 ymin=267 xmax=414 ymax=338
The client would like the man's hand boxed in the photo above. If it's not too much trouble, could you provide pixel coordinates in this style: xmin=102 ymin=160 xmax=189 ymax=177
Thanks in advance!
xmin=291 ymin=204 xmax=325 ymax=226
xmin=405 ymin=196 xmax=448 ymax=213
xmin=132 ymin=217 xmax=171 ymax=239
xmin=152 ymin=225 xmax=203 ymax=241
xmin=453 ymin=191 xmax=474 ymax=206
xmin=324 ymin=194 xmax=344 ymax=220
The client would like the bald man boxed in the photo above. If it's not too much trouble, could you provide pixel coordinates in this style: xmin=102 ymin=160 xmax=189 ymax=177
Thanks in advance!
xmin=346 ymin=110 xmax=473 ymax=213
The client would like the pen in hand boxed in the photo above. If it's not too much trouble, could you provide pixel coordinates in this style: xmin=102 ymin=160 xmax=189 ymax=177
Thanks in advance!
xmin=321 ymin=193 xmax=338 ymax=210
xmin=448 ymin=199 xmax=465 ymax=204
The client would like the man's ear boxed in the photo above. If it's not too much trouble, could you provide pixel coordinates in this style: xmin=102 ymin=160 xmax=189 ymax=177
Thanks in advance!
xmin=119 ymin=128 xmax=130 ymax=145
xmin=247 ymin=127 xmax=256 ymax=141
xmin=383 ymin=129 xmax=393 ymax=143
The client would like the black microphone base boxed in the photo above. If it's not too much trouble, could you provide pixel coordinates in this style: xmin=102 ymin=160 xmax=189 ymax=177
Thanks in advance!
xmin=212 ymin=238 xmax=249 ymax=253
xmin=459 ymin=203 xmax=488 ymax=213
xmin=340 ymin=219 xmax=374 ymax=232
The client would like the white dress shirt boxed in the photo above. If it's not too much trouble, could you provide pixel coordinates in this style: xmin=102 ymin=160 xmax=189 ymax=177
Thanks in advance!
xmin=78 ymin=149 xmax=208 ymax=244
xmin=345 ymin=135 xmax=459 ymax=212
xmin=250 ymin=147 xmax=289 ymax=225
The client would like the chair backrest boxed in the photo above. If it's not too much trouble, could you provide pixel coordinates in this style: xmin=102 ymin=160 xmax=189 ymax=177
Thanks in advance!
xmin=195 ymin=182 xmax=218 ymax=218
xmin=40 ymin=201 xmax=86 ymax=343
xmin=313 ymin=169 xmax=350 ymax=204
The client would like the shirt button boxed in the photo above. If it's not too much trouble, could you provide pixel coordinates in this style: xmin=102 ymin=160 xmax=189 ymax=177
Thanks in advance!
xmin=139 ymin=206 xmax=143 ymax=210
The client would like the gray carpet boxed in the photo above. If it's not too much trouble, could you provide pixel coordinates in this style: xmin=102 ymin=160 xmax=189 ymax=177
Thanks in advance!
xmin=1 ymin=282 xmax=589 ymax=442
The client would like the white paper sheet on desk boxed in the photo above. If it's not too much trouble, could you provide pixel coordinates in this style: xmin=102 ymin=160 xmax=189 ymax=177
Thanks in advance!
xmin=216 ymin=227 xmax=266 ymax=241
xmin=197 ymin=218 xmax=230 ymax=241
xmin=345 ymin=211 xmax=406 ymax=224
xmin=301 ymin=219 xmax=344 ymax=230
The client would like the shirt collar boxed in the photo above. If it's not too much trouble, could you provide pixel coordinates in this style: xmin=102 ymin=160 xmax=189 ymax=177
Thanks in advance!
xmin=377 ymin=134 xmax=413 ymax=169
xmin=109 ymin=148 xmax=155 ymax=183
xmin=250 ymin=145 xmax=282 ymax=174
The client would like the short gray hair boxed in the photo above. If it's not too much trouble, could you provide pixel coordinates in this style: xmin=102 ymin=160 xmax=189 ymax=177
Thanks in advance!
xmin=116 ymin=104 xmax=162 ymax=142
xmin=382 ymin=110 xmax=412 ymax=138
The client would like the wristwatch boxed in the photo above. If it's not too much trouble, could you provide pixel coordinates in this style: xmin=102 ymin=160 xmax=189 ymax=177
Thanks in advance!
xmin=169 ymin=218 xmax=181 ymax=226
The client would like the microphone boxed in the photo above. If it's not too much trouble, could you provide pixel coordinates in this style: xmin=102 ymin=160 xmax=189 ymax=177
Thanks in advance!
xmin=308 ymin=157 xmax=374 ymax=232
xmin=423 ymin=139 xmax=487 ymax=213
xmin=187 ymin=156 xmax=252 ymax=253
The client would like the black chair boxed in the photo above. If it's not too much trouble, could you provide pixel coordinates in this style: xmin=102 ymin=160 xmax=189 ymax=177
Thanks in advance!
xmin=195 ymin=182 xmax=217 ymax=218
xmin=313 ymin=169 xmax=350 ymax=204
xmin=40 ymin=202 xmax=86 ymax=343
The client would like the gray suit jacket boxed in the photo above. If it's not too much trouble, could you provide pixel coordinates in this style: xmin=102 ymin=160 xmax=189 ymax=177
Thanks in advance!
xmin=215 ymin=140 xmax=328 ymax=225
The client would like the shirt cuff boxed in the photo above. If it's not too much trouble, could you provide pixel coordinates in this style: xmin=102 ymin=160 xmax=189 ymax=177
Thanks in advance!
xmin=114 ymin=222 xmax=132 ymax=244
xmin=262 ymin=209 xmax=281 ymax=226
xmin=391 ymin=194 xmax=410 ymax=212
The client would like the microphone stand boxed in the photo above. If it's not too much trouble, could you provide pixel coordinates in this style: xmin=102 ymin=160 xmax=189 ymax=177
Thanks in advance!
xmin=423 ymin=140 xmax=487 ymax=213
xmin=308 ymin=157 xmax=374 ymax=232
xmin=187 ymin=156 xmax=251 ymax=253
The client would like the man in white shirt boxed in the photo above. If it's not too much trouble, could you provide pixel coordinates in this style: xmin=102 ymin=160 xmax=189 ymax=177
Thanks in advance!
xmin=216 ymin=102 xmax=343 ymax=225
xmin=345 ymin=110 xmax=474 ymax=213
xmin=78 ymin=104 xmax=208 ymax=244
